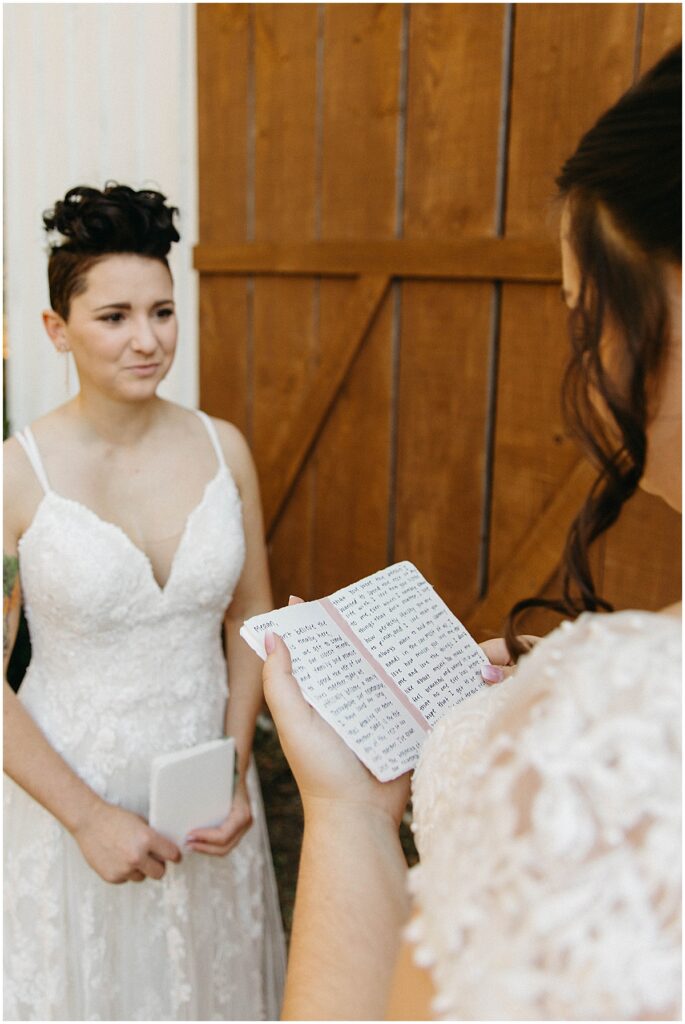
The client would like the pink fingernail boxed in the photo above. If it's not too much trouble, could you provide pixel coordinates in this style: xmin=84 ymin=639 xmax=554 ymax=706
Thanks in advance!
xmin=264 ymin=631 xmax=276 ymax=655
xmin=481 ymin=664 xmax=504 ymax=683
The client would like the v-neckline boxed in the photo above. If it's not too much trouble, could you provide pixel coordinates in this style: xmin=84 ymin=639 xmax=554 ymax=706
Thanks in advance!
xmin=23 ymin=467 xmax=226 ymax=596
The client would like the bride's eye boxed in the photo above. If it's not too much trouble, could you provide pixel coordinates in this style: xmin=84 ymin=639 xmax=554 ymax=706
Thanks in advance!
xmin=155 ymin=308 xmax=174 ymax=320
xmin=99 ymin=312 xmax=125 ymax=323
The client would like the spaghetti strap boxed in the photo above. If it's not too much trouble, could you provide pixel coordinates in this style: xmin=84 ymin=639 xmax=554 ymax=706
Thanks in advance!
xmin=194 ymin=409 xmax=227 ymax=472
xmin=15 ymin=427 xmax=51 ymax=494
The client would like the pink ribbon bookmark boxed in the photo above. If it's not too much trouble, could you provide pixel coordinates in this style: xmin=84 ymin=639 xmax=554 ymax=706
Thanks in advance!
xmin=318 ymin=597 xmax=431 ymax=734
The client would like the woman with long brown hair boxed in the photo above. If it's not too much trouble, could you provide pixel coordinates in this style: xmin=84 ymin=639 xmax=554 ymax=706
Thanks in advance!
xmin=261 ymin=44 xmax=681 ymax=1020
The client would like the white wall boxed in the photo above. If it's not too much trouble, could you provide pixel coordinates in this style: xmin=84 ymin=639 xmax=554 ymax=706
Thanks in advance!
xmin=3 ymin=3 xmax=198 ymax=432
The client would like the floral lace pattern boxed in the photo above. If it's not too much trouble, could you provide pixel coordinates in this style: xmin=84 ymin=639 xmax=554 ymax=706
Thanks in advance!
xmin=408 ymin=611 xmax=681 ymax=1020
xmin=5 ymin=416 xmax=286 ymax=1021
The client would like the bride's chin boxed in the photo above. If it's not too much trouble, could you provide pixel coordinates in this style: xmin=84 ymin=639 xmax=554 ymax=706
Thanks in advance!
xmin=123 ymin=366 xmax=172 ymax=399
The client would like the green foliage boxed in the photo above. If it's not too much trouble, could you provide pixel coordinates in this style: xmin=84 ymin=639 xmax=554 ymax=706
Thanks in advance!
xmin=4 ymin=553 xmax=19 ymax=600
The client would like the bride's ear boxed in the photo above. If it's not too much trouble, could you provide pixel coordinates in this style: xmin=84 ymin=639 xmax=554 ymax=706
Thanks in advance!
xmin=42 ymin=309 xmax=70 ymax=353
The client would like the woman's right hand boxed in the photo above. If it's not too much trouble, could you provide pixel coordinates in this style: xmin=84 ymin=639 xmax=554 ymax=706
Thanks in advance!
xmin=72 ymin=799 xmax=181 ymax=884
xmin=263 ymin=631 xmax=411 ymax=829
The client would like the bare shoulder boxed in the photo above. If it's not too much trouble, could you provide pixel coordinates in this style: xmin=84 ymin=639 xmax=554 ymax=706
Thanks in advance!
xmin=4 ymin=435 xmax=41 ymax=493
xmin=207 ymin=416 xmax=257 ymax=486
xmin=203 ymin=414 xmax=268 ymax=546
xmin=209 ymin=416 xmax=251 ymax=457
xmin=4 ymin=435 xmax=28 ymax=478
xmin=3 ymin=436 xmax=44 ymax=542
xmin=24 ymin=402 xmax=76 ymax=451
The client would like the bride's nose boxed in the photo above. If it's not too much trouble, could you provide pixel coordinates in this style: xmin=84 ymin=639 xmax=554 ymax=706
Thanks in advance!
xmin=130 ymin=316 xmax=158 ymax=354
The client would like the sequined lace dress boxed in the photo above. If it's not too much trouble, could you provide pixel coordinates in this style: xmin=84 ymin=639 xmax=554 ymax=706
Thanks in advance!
xmin=4 ymin=410 xmax=286 ymax=1021
xmin=408 ymin=610 xmax=681 ymax=1020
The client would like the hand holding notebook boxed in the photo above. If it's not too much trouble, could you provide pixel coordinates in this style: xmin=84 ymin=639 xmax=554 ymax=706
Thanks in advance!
xmin=242 ymin=562 xmax=487 ymax=781
xmin=149 ymin=737 xmax=236 ymax=848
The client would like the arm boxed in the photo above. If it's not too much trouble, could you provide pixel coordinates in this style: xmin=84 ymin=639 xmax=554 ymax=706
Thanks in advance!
xmin=222 ymin=424 xmax=272 ymax=771
xmin=386 ymin=933 xmax=436 ymax=1021
xmin=3 ymin=443 xmax=181 ymax=883
xmin=286 ymin=800 xmax=409 ymax=1020
xmin=263 ymin=632 xmax=412 ymax=1020
xmin=186 ymin=422 xmax=272 ymax=856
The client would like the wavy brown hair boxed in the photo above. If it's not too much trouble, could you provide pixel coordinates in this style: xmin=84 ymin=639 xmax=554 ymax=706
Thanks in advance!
xmin=505 ymin=44 xmax=681 ymax=659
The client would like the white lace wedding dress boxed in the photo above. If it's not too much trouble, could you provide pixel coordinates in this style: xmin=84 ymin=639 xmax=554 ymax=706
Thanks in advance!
xmin=408 ymin=610 xmax=681 ymax=1020
xmin=4 ymin=411 xmax=286 ymax=1021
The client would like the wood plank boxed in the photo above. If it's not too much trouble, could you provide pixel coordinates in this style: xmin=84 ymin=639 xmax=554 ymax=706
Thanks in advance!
xmin=640 ymin=3 xmax=682 ymax=74
xmin=489 ymin=285 xmax=579 ymax=583
xmin=312 ymin=4 xmax=403 ymax=597
xmin=395 ymin=279 xmax=494 ymax=613
xmin=264 ymin=274 xmax=390 ymax=533
xmin=251 ymin=3 xmax=320 ymax=605
xmin=505 ymin=3 xmax=638 ymax=236
xmin=490 ymin=5 xmax=638 ymax=625
xmin=466 ymin=458 xmax=598 ymax=639
xmin=198 ymin=278 xmax=249 ymax=431
xmin=402 ymin=4 xmax=506 ymax=239
xmin=396 ymin=4 xmax=506 ymax=619
xmin=319 ymin=5 xmax=403 ymax=241
xmin=197 ymin=4 xmax=249 ymax=243
xmin=193 ymin=237 xmax=561 ymax=280
xmin=196 ymin=5 xmax=250 ymax=432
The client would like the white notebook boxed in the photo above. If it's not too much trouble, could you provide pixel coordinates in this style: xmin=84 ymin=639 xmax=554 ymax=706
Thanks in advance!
xmin=149 ymin=737 xmax=236 ymax=848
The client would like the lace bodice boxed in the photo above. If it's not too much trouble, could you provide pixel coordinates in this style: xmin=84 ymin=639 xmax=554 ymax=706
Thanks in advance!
xmin=408 ymin=610 xmax=681 ymax=1020
xmin=14 ymin=410 xmax=246 ymax=813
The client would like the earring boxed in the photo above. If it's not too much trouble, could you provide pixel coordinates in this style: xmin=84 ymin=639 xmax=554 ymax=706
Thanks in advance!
xmin=59 ymin=347 xmax=71 ymax=392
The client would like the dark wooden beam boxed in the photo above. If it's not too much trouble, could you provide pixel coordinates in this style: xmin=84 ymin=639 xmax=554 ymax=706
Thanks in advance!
xmin=194 ymin=237 xmax=561 ymax=282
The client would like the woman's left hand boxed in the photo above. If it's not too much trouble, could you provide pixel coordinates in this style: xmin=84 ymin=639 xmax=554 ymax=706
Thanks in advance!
xmin=263 ymin=631 xmax=410 ymax=829
xmin=479 ymin=634 xmax=541 ymax=684
xmin=184 ymin=777 xmax=253 ymax=855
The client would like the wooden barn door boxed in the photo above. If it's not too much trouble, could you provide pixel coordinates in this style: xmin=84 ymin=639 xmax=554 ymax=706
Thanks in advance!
xmin=196 ymin=3 xmax=681 ymax=638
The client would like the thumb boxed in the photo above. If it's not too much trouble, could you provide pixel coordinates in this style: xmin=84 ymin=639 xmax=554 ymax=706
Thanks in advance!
xmin=264 ymin=630 xmax=292 ymax=670
xmin=150 ymin=830 xmax=182 ymax=862
xmin=480 ymin=663 xmax=516 ymax=685
xmin=262 ymin=632 xmax=295 ymax=703
xmin=262 ymin=633 xmax=310 ymax=721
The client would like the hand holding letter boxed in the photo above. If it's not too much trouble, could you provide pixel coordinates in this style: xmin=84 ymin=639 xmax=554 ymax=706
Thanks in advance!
xmin=479 ymin=635 xmax=541 ymax=684
xmin=263 ymin=629 xmax=411 ymax=828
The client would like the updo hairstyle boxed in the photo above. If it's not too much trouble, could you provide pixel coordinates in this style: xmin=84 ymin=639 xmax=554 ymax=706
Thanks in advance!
xmin=505 ymin=44 xmax=681 ymax=659
xmin=43 ymin=183 xmax=180 ymax=320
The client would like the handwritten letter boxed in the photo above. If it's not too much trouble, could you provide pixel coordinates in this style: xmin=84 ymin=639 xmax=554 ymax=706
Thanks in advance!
xmin=241 ymin=562 xmax=487 ymax=781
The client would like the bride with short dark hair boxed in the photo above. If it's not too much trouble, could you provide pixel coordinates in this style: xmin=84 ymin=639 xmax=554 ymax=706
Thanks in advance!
xmin=3 ymin=183 xmax=285 ymax=1020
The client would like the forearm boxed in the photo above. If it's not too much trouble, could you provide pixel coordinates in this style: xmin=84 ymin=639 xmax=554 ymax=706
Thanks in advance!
xmin=223 ymin=618 xmax=265 ymax=773
xmin=4 ymin=681 xmax=104 ymax=833
xmin=284 ymin=801 xmax=410 ymax=1021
